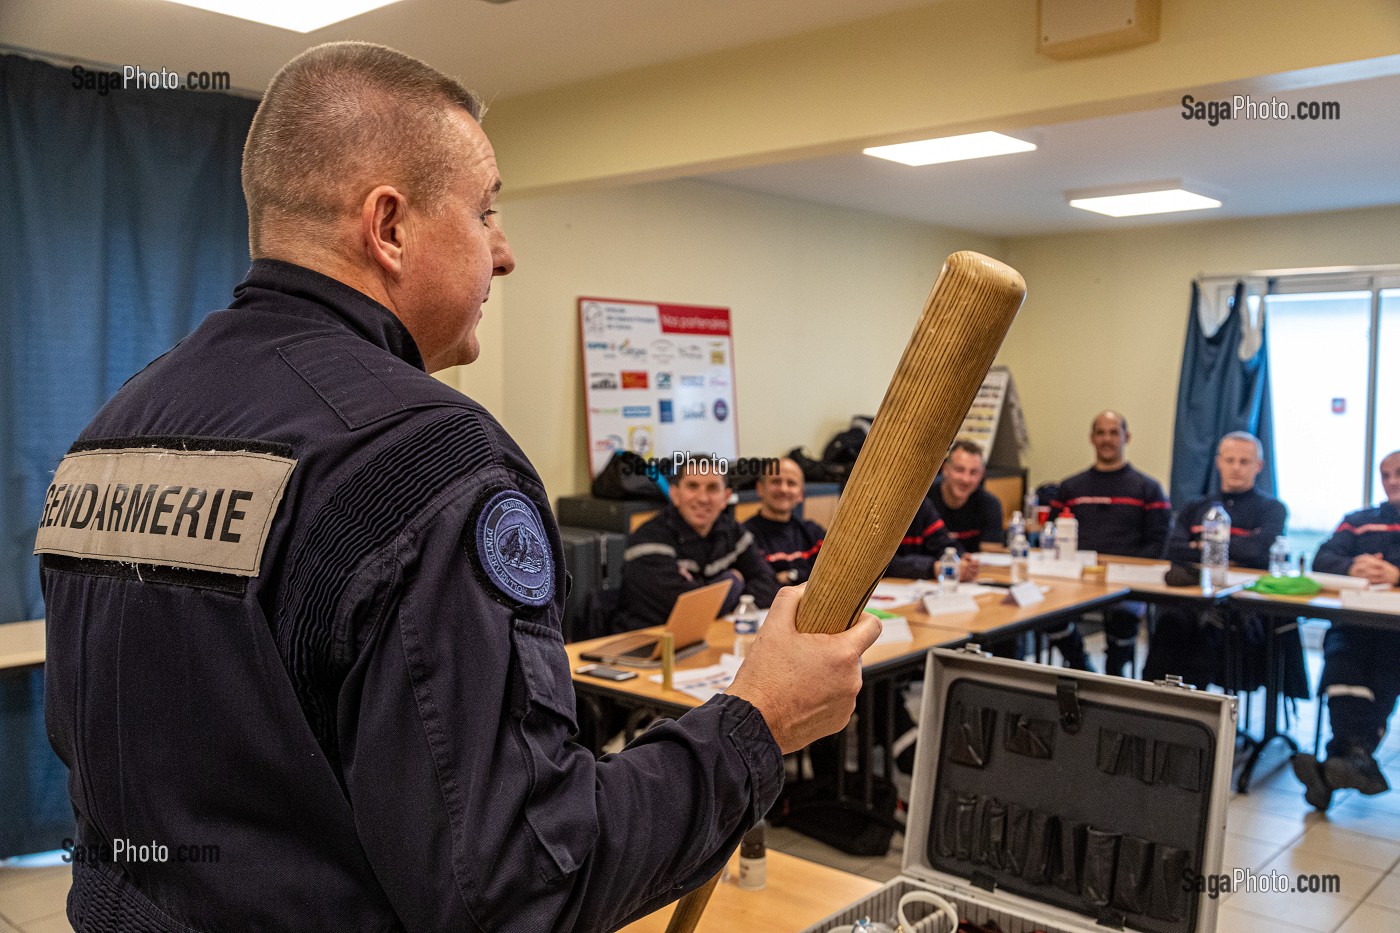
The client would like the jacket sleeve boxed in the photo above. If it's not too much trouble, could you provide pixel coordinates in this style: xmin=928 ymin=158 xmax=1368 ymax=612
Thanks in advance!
xmin=337 ymin=473 xmax=782 ymax=933
xmin=736 ymin=530 xmax=780 ymax=608
xmin=886 ymin=499 xmax=955 ymax=578
xmin=1162 ymin=504 xmax=1198 ymax=564
xmin=1313 ymin=516 xmax=1361 ymax=575
xmin=1140 ymin=480 xmax=1172 ymax=558
xmin=981 ymin=492 xmax=1005 ymax=547
xmin=1233 ymin=498 xmax=1286 ymax=570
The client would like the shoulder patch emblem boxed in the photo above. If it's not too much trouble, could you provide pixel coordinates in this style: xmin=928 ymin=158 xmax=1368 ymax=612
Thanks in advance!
xmin=475 ymin=491 xmax=554 ymax=608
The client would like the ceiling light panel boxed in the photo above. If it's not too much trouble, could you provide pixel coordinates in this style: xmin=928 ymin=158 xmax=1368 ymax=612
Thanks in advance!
xmin=158 ymin=0 xmax=406 ymax=33
xmin=863 ymin=132 xmax=1037 ymax=167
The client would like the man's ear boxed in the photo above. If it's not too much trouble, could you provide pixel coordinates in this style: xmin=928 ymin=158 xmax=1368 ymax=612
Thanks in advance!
xmin=669 ymin=482 xmax=683 ymax=508
xmin=362 ymin=185 xmax=409 ymax=275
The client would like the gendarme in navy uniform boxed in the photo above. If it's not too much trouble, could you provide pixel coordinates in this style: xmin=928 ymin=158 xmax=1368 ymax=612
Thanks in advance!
xmin=32 ymin=43 xmax=878 ymax=933
xmin=38 ymin=259 xmax=781 ymax=931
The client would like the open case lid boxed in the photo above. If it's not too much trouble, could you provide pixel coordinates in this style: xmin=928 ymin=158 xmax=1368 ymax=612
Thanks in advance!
xmin=904 ymin=648 xmax=1237 ymax=933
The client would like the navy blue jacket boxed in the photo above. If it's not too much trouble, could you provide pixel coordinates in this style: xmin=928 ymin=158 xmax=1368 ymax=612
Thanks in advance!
xmin=1164 ymin=488 xmax=1287 ymax=570
xmin=616 ymin=506 xmax=778 ymax=631
xmin=886 ymin=497 xmax=962 ymax=579
xmin=930 ymin=479 xmax=1004 ymax=553
xmin=38 ymin=260 xmax=781 ymax=932
xmin=1313 ymin=501 xmax=1400 ymax=576
xmin=743 ymin=513 xmax=825 ymax=584
xmin=1052 ymin=464 xmax=1172 ymax=558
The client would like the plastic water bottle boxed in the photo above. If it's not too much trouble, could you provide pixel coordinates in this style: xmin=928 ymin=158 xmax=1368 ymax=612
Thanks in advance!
xmin=1269 ymin=536 xmax=1290 ymax=577
xmin=1200 ymin=504 xmax=1231 ymax=595
xmin=1008 ymin=510 xmax=1026 ymax=545
xmin=1055 ymin=511 xmax=1079 ymax=563
xmin=1039 ymin=519 xmax=1056 ymax=558
xmin=936 ymin=547 xmax=961 ymax=596
xmin=1010 ymin=531 xmax=1030 ymax=584
xmin=732 ymin=595 xmax=759 ymax=658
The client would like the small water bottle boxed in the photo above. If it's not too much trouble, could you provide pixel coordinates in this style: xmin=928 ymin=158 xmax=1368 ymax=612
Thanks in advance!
xmin=1010 ymin=531 xmax=1030 ymax=584
xmin=936 ymin=547 xmax=961 ymax=596
xmin=1055 ymin=510 xmax=1079 ymax=563
xmin=1269 ymin=536 xmax=1290 ymax=577
xmin=738 ymin=820 xmax=767 ymax=890
xmin=1008 ymin=510 xmax=1026 ymax=545
xmin=732 ymin=595 xmax=759 ymax=658
xmin=1200 ymin=504 xmax=1231 ymax=595
xmin=1039 ymin=519 xmax=1056 ymax=557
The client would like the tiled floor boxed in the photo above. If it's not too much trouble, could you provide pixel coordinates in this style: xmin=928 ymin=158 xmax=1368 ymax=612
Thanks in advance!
xmin=4 ymin=638 xmax=1399 ymax=931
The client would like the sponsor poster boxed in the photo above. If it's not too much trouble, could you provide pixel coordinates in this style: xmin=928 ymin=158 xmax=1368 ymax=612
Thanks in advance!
xmin=955 ymin=365 xmax=1029 ymax=469
xmin=580 ymin=297 xmax=739 ymax=478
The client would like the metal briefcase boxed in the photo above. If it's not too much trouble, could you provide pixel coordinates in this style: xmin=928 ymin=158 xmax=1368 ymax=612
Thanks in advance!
xmin=802 ymin=647 xmax=1236 ymax=933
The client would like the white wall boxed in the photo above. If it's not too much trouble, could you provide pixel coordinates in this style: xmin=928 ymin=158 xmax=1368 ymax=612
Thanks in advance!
xmin=484 ymin=178 xmax=1004 ymax=500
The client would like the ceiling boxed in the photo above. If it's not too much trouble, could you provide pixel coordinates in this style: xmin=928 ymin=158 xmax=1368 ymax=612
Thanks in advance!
xmin=698 ymin=73 xmax=1400 ymax=237
xmin=4 ymin=0 xmax=1399 ymax=237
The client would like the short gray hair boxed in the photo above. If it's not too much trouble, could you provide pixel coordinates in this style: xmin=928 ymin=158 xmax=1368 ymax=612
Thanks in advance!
xmin=1218 ymin=431 xmax=1263 ymax=459
xmin=242 ymin=42 xmax=483 ymax=255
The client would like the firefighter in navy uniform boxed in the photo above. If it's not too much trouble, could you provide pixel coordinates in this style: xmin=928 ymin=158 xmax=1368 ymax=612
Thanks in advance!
xmin=614 ymin=456 xmax=779 ymax=631
xmin=929 ymin=441 xmax=1005 ymax=553
xmin=1143 ymin=432 xmax=1290 ymax=689
xmin=1293 ymin=450 xmax=1400 ymax=811
xmin=1047 ymin=410 xmax=1172 ymax=674
xmin=35 ymin=43 xmax=878 ymax=932
xmin=743 ymin=457 xmax=825 ymax=585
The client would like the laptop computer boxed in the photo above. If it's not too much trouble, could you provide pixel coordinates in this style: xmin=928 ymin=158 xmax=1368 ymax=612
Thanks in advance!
xmin=581 ymin=579 xmax=733 ymax=668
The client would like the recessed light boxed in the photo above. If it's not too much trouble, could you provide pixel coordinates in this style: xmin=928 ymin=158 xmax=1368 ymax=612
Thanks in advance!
xmin=863 ymin=132 xmax=1037 ymax=167
xmin=1066 ymin=181 xmax=1222 ymax=217
xmin=158 ymin=0 xmax=406 ymax=33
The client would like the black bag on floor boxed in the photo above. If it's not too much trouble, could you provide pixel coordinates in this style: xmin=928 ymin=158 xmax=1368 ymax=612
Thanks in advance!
xmin=590 ymin=451 xmax=668 ymax=501
xmin=768 ymin=771 xmax=899 ymax=857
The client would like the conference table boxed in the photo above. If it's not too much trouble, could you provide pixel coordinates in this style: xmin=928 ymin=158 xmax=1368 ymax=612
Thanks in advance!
xmin=620 ymin=849 xmax=878 ymax=933
xmin=566 ymin=559 xmax=1235 ymax=824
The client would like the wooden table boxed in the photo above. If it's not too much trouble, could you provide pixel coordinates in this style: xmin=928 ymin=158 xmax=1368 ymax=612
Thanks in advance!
xmin=621 ymin=850 xmax=878 ymax=933
xmin=0 ymin=619 xmax=45 ymax=670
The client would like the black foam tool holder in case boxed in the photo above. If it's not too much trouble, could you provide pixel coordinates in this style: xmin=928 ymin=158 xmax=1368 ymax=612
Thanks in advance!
xmin=802 ymin=648 xmax=1235 ymax=933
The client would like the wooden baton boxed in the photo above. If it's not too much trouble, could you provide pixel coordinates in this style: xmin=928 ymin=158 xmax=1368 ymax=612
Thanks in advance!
xmin=662 ymin=250 xmax=1025 ymax=933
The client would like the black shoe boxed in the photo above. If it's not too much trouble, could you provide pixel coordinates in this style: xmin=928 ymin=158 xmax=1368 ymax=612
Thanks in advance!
xmin=1324 ymin=751 xmax=1390 ymax=796
xmin=1291 ymin=754 xmax=1334 ymax=811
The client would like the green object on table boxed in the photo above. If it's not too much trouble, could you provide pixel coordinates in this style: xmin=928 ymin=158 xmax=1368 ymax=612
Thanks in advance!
xmin=865 ymin=607 xmax=904 ymax=620
xmin=1246 ymin=575 xmax=1322 ymax=596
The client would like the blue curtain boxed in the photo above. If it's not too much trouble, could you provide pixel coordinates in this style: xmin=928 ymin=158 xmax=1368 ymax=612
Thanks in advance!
xmin=1 ymin=53 xmax=258 ymax=622
xmin=1170 ymin=281 xmax=1277 ymax=506
xmin=0 ymin=53 xmax=257 ymax=856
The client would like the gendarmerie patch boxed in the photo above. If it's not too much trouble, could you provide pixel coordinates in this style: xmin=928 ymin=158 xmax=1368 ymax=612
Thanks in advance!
xmin=34 ymin=446 xmax=295 ymax=577
xmin=474 ymin=490 xmax=554 ymax=608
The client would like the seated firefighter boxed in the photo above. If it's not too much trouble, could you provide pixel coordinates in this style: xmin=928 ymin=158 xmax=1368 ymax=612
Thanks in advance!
xmin=1292 ymin=449 xmax=1400 ymax=811
xmin=744 ymin=457 xmax=826 ymax=585
xmin=1142 ymin=432 xmax=1299 ymax=693
xmin=615 ymin=455 xmax=779 ymax=631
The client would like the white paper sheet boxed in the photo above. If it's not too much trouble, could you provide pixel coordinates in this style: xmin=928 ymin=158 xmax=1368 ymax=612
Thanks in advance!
xmin=1105 ymin=563 xmax=1169 ymax=586
xmin=648 ymin=655 xmax=742 ymax=703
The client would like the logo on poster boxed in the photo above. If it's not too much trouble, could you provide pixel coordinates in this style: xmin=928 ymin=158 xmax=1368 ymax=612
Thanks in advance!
xmin=655 ymin=372 xmax=673 ymax=390
xmin=620 ymin=371 xmax=649 ymax=390
xmin=680 ymin=375 xmax=705 ymax=388
xmin=677 ymin=345 xmax=704 ymax=362
xmin=650 ymin=339 xmax=675 ymax=365
xmin=589 ymin=372 xmax=618 ymax=391
xmin=708 ymin=373 xmax=729 ymax=389
xmin=713 ymin=399 xmax=729 ymax=422
xmin=618 ymin=339 xmax=648 ymax=360
xmin=589 ymin=406 xmax=621 ymax=416
xmin=629 ymin=426 xmax=654 ymax=458
xmin=709 ymin=342 xmax=727 ymax=366
xmin=681 ymin=404 xmax=706 ymax=421
xmin=659 ymin=400 xmax=674 ymax=423
xmin=623 ymin=406 xmax=652 ymax=418
xmin=582 ymin=302 xmax=605 ymax=335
